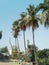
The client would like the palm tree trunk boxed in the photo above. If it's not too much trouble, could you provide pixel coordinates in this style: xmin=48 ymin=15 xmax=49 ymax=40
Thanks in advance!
xmin=9 ymin=39 xmax=13 ymax=49
xmin=32 ymin=29 xmax=35 ymax=45
xmin=15 ymin=38 xmax=16 ymax=51
xmin=23 ymin=30 xmax=26 ymax=53
xmin=17 ymin=37 xmax=20 ymax=52
xmin=9 ymin=38 xmax=13 ymax=57
xmin=32 ymin=28 xmax=37 ymax=65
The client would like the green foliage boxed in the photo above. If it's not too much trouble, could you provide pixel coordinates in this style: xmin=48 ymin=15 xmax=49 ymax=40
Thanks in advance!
xmin=12 ymin=52 xmax=19 ymax=59
xmin=12 ymin=52 xmax=22 ymax=59
xmin=12 ymin=46 xmax=21 ymax=59
xmin=1 ymin=46 xmax=8 ymax=53
xmin=24 ymin=54 xmax=31 ymax=62
xmin=44 ymin=0 xmax=49 ymax=3
xmin=37 ymin=49 xmax=49 ymax=64
xmin=38 ymin=0 xmax=49 ymax=28
xmin=37 ymin=49 xmax=49 ymax=59
xmin=28 ymin=44 xmax=38 ymax=52
xmin=12 ymin=20 xmax=20 ymax=38
xmin=27 ymin=5 xmax=36 ymax=16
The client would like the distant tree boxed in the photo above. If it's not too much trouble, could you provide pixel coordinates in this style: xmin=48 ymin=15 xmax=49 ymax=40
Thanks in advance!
xmin=12 ymin=46 xmax=18 ymax=59
xmin=26 ymin=5 xmax=39 ymax=65
xmin=1 ymin=46 xmax=8 ymax=53
xmin=19 ymin=12 xmax=27 ymax=53
xmin=0 ymin=31 xmax=2 ymax=39
xmin=37 ymin=49 xmax=49 ymax=59
xmin=37 ymin=49 xmax=49 ymax=64
xmin=12 ymin=20 xmax=20 ymax=52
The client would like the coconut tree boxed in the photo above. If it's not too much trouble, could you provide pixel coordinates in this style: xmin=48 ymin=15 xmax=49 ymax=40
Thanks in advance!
xmin=40 ymin=10 xmax=49 ymax=28
xmin=19 ymin=12 xmax=27 ymax=53
xmin=36 ymin=0 xmax=49 ymax=12
xmin=26 ymin=5 xmax=39 ymax=65
xmin=36 ymin=0 xmax=49 ymax=27
xmin=12 ymin=20 xmax=20 ymax=52
xmin=0 ymin=31 xmax=2 ymax=39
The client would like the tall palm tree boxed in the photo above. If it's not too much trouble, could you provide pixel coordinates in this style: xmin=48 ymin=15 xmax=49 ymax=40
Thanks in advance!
xmin=12 ymin=20 xmax=20 ymax=52
xmin=26 ymin=5 xmax=39 ymax=65
xmin=40 ymin=10 xmax=49 ymax=28
xmin=0 ymin=31 xmax=2 ymax=39
xmin=19 ymin=12 xmax=27 ymax=53
xmin=36 ymin=0 xmax=49 ymax=12
xmin=36 ymin=0 xmax=49 ymax=27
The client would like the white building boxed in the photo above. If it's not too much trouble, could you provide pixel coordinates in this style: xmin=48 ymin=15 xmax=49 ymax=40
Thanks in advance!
xmin=8 ymin=49 xmax=12 ymax=56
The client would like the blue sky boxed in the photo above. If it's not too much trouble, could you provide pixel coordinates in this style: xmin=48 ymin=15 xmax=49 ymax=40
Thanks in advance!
xmin=0 ymin=0 xmax=49 ymax=51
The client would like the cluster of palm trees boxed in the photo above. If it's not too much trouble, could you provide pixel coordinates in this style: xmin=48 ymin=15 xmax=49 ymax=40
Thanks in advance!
xmin=12 ymin=0 xmax=49 ymax=65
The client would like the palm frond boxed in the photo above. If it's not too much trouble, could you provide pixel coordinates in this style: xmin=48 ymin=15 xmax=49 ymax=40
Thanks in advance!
xmin=20 ymin=12 xmax=27 ymax=18
xmin=40 ymin=11 xmax=47 ymax=24
xmin=27 ymin=5 xmax=36 ymax=16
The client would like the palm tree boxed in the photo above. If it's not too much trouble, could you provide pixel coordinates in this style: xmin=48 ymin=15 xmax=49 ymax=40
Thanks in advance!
xmin=19 ymin=12 xmax=27 ymax=53
xmin=12 ymin=20 xmax=20 ymax=52
xmin=0 ymin=31 xmax=2 ymax=39
xmin=36 ymin=0 xmax=49 ymax=12
xmin=36 ymin=0 xmax=49 ymax=27
xmin=26 ymin=5 xmax=39 ymax=65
